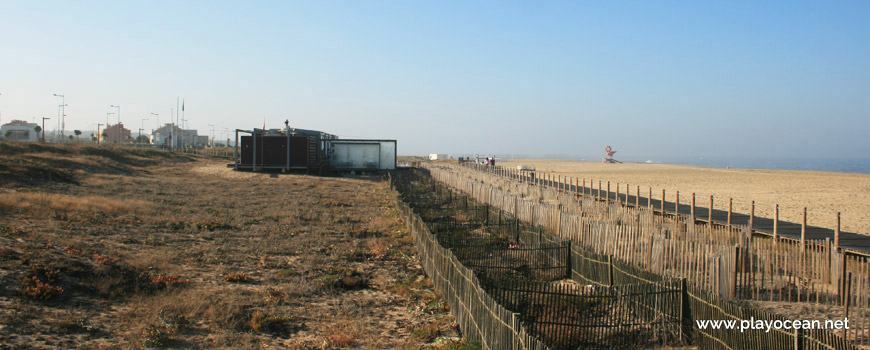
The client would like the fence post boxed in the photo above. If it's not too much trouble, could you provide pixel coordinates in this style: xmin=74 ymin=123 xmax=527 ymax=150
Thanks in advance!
xmin=679 ymin=278 xmax=691 ymax=344
xmin=608 ymin=255 xmax=614 ymax=287
xmin=637 ymin=186 xmax=640 ymax=208
xmin=599 ymin=181 xmax=602 ymax=201
xmin=691 ymin=193 xmax=695 ymax=222
xmin=750 ymin=201 xmax=755 ymax=233
xmin=648 ymin=187 xmax=652 ymax=211
xmin=728 ymin=198 xmax=732 ymax=227
xmin=732 ymin=246 xmax=739 ymax=299
xmin=774 ymin=204 xmax=779 ymax=245
xmin=839 ymin=252 xmax=847 ymax=305
xmin=531 ymin=205 xmax=535 ymax=228
xmin=565 ymin=240 xmax=573 ymax=280
xmin=709 ymin=195 xmax=713 ymax=224
xmin=845 ymin=272 xmax=852 ymax=319
xmin=801 ymin=207 xmax=807 ymax=254
xmin=662 ymin=189 xmax=666 ymax=215
xmin=616 ymin=183 xmax=620 ymax=205
xmin=794 ymin=328 xmax=803 ymax=350
xmin=834 ymin=212 xmax=840 ymax=250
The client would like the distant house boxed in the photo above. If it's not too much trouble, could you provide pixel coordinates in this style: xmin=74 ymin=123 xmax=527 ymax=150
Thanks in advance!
xmin=102 ymin=123 xmax=133 ymax=144
xmin=152 ymin=123 xmax=181 ymax=147
xmin=1 ymin=120 xmax=40 ymax=142
xmin=197 ymin=135 xmax=209 ymax=146
xmin=151 ymin=123 xmax=200 ymax=148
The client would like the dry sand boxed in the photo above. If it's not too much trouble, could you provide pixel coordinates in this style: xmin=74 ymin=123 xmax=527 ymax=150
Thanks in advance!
xmin=497 ymin=159 xmax=870 ymax=235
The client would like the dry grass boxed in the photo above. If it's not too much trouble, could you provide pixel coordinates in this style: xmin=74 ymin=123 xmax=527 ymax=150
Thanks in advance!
xmin=0 ymin=143 xmax=459 ymax=349
xmin=0 ymin=191 xmax=152 ymax=217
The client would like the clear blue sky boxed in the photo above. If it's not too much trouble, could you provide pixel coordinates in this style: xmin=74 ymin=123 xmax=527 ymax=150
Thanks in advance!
xmin=1 ymin=1 xmax=868 ymax=158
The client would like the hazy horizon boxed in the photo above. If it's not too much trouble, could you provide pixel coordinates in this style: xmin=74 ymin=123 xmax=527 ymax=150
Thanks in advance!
xmin=2 ymin=1 xmax=868 ymax=159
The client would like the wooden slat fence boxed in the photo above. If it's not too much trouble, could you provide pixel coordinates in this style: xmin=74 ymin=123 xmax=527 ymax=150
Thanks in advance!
xmin=394 ymin=169 xmax=684 ymax=349
xmin=419 ymin=163 xmax=866 ymax=348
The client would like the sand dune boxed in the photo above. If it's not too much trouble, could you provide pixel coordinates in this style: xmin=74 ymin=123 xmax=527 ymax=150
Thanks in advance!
xmin=497 ymin=159 xmax=870 ymax=235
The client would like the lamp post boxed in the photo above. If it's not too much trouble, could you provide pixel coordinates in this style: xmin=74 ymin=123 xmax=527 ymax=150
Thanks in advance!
xmin=150 ymin=113 xmax=159 ymax=145
xmin=110 ymin=104 xmax=120 ymax=143
xmin=181 ymin=117 xmax=187 ymax=149
xmin=140 ymin=118 xmax=149 ymax=145
xmin=97 ymin=123 xmax=104 ymax=145
xmin=41 ymin=117 xmax=50 ymax=142
xmin=106 ymin=111 xmax=114 ymax=144
xmin=53 ymin=94 xmax=65 ymax=140
xmin=170 ymin=108 xmax=175 ymax=150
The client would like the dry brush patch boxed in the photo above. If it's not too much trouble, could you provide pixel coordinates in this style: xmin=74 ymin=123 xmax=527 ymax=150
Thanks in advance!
xmin=0 ymin=145 xmax=462 ymax=349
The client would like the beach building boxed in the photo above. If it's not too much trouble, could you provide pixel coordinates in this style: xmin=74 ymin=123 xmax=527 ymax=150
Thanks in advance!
xmin=1 ymin=120 xmax=41 ymax=142
xmin=234 ymin=124 xmax=396 ymax=174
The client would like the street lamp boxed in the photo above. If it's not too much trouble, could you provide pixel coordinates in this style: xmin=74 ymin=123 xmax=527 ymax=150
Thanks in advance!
xmin=140 ymin=118 xmax=149 ymax=145
xmin=110 ymin=104 xmax=120 ymax=143
xmin=41 ymin=117 xmax=50 ymax=142
xmin=53 ymin=94 xmax=65 ymax=140
xmin=181 ymin=117 xmax=187 ymax=149
xmin=106 ymin=111 xmax=114 ymax=143
xmin=209 ymin=124 xmax=214 ymax=147
xmin=150 ymin=113 xmax=160 ymax=146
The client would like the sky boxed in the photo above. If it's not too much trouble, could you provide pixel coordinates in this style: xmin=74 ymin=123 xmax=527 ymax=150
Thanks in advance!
xmin=1 ymin=1 xmax=868 ymax=159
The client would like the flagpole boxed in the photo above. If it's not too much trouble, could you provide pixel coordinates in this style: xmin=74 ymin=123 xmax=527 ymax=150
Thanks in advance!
xmin=175 ymin=97 xmax=179 ymax=151
xmin=181 ymin=99 xmax=185 ymax=149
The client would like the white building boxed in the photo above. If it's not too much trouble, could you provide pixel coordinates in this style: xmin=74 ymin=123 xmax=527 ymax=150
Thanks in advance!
xmin=428 ymin=154 xmax=448 ymax=160
xmin=1 ymin=120 xmax=40 ymax=142
xmin=151 ymin=124 xmax=200 ymax=148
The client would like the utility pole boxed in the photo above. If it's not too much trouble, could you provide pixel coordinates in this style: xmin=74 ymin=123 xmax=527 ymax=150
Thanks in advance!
xmin=181 ymin=98 xmax=185 ymax=149
xmin=140 ymin=118 xmax=149 ymax=145
xmin=53 ymin=94 xmax=65 ymax=141
xmin=170 ymin=108 xmax=174 ymax=150
xmin=41 ymin=117 xmax=50 ymax=142
xmin=110 ymin=105 xmax=121 ymax=144
xmin=106 ymin=112 xmax=114 ymax=143
xmin=175 ymin=97 xmax=179 ymax=150
xmin=181 ymin=117 xmax=187 ymax=149
xmin=150 ymin=113 xmax=159 ymax=146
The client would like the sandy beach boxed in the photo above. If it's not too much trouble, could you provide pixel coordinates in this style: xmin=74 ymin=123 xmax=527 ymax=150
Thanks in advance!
xmin=497 ymin=159 xmax=870 ymax=236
